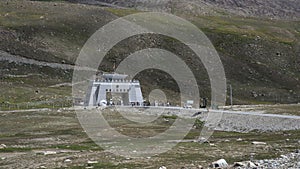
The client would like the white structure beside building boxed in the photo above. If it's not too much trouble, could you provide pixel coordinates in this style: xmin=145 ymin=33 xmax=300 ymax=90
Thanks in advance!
xmin=85 ymin=73 xmax=143 ymax=106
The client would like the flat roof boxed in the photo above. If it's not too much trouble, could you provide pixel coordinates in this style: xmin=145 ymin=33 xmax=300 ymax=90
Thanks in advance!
xmin=102 ymin=73 xmax=128 ymax=80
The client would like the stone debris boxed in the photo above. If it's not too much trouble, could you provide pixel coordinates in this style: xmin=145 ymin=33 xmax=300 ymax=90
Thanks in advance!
xmin=0 ymin=144 xmax=7 ymax=149
xmin=236 ymin=138 xmax=243 ymax=141
xmin=209 ymin=143 xmax=216 ymax=147
xmin=251 ymin=141 xmax=267 ymax=145
xmin=64 ymin=159 xmax=72 ymax=163
xmin=159 ymin=166 xmax=167 ymax=169
xmin=232 ymin=150 xmax=300 ymax=168
xmin=41 ymin=151 xmax=57 ymax=155
xmin=233 ymin=161 xmax=258 ymax=168
xmin=210 ymin=159 xmax=228 ymax=168
xmin=87 ymin=160 xmax=98 ymax=164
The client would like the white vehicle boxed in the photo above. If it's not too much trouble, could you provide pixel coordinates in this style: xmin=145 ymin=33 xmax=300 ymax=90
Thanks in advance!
xmin=183 ymin=104 xmax=192 ymax=109
xmin=99 ymin=100 xmax=107 ymax=107
xmin=183 ymin=100 xmax=194 ymax=109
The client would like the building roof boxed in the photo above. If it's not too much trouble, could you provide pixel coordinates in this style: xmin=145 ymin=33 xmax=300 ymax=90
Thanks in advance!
xmin=102 ymin=73 xmax=128 ymax=80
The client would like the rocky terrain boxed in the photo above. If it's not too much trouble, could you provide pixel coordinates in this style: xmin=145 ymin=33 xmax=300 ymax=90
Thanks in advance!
xmin=1 ymin=0 xmax=300 ymax=105
xmin=0 ymin=1 xmax=299 ymax=168
xmin=251 ymin=150 xmax=300 ymax=169
xmin=70 ymin=0 xmax=300 ymax=20
xmin=0 ymin=107 xmax=299 ymax=168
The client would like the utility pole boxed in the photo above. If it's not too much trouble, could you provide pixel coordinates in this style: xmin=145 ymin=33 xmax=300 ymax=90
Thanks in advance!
xmin=230 ymin=84 xmax=233 ymax=109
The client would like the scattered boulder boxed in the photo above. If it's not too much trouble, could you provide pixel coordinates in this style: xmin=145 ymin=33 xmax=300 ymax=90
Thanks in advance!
xmin=252 ymin=141 xmax=267 ymax=145
xmin=198 ymin=137 xmax=209 ymax=143
xmin=159 ymin=166 xmax=167 ymax=169
xmin=233 ymin=161 xmax=257 ymax=168
xmin=87 ymin=160 xmax=98 ymax=164
xmin=236 ymin=138 xmax=243 ymax=142
xmin=41 ymin=151 xmax=57 ymax=155
xmin=0 ymin=144 xmax=7 ymax=149
xmin=280 ymin=155 xmax=288 ymax=159
xmin=210 ymin=159 xmax=228 ymax=168
xmin=64 ymin=159 xmax=72 ymax=163
xmin=209 ymin=143 xmax=216 ymax=147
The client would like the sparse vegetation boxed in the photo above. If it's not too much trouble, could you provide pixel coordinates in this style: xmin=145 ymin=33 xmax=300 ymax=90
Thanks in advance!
xmin=0 ymin=108 xmax=299 ymax=168
xmin=0 ymin=0 xmax=299 ymax=168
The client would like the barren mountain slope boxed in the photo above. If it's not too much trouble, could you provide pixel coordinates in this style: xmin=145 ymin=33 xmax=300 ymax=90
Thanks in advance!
xmin=1 ymin=0 xmax=300 ymax=105
xmin=70 ymin=0 xmax=300 ymax=20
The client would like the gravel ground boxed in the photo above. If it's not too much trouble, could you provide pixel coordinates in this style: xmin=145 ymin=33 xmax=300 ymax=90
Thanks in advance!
xmin=117 ymin=107 xmax=300 ymax=132
xmin=233 ymin=150 xmax=300 ymax=169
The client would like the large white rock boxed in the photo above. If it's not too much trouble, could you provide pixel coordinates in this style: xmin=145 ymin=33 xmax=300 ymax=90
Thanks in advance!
xmin=211 ymin=159 xmax=228 ymax=168
xmin=0 ymin=144 xmax=7 ymax=149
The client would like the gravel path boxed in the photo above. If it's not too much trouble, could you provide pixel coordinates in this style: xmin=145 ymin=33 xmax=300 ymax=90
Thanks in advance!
xmin=100 ymin=106 xmax=300 ymax=132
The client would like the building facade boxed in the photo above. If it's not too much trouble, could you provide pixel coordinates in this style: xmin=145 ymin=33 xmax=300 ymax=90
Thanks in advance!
xmin=85 ymin=74 xmax=143 ymax=106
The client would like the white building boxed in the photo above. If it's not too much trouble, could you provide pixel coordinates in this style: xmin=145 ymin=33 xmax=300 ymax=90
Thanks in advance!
xmin=85 ymin=73 xmax=143 ymax=106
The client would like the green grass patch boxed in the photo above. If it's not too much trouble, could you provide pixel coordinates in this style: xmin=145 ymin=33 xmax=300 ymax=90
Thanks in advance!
xmin=162 ymin=114 xmax=177 ymax=120
xmin=0 ymin=147 xmax=33 ymax=152
xmin=50 ymin=144 xmax=103 ymax=151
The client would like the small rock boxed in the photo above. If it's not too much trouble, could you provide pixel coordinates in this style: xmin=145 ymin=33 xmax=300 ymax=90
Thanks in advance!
xmin=42 ymin=151 xmax=57 ymax=155
xmin=247 ymin=161 xmax=257 ymax=168
xmin=0 ymin=144 xmax=7 ymax=149
xmin=87 ymin=160 xmax=98 ymax=164
xmin=39 ymin=166 xmax=47 ymax=169
xmin=233 ymin=162 xmax=246 ymax=167
xmin=198 ymin=137 xmax=209 ymax=143
xmin=252 ymin=141 xmax=267 ymax=145
xmin=159 ymin=166 xmax=167 ymax=169
xmin=236 ymin=138 xmax=243 ymax=141
xmin=280 ymin=155 xmax=288 ymax=159
xmin=64 ymin=159 xmax=72 ymax=163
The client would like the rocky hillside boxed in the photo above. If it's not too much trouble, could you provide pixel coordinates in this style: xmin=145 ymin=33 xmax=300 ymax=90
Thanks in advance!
xmin=201 ymin=0 xmax=300 ymax=20
xmin=69 ymin=0 xmax=300 ymax=20
xmin=0 ymin=0 xmax=300 ymax=105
